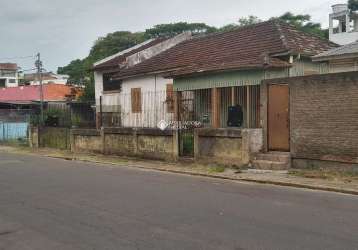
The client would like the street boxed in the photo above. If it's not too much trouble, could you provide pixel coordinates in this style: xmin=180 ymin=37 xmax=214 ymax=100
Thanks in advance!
xmin=0 ymin=152 xmax=357 ymax=250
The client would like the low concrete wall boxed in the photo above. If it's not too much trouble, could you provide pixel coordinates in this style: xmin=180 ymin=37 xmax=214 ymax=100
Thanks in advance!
xmin=71 ymin=129 xmax=102 ymax=154
xmin=38 ymin=127 xmax=70 ymax=150
xmin=194 ymin=128 xmax=263 ymax=166
xmin=71 ymin=127 xmax=178 ymax=161
xmin=29 ymin=126 xmax=39 ymax=148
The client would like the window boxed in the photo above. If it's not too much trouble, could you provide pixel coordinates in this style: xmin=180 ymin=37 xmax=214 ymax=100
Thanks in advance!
xmin=166 ymin=84 xmax=174 ymax=113
xmin=103 ymin=73 xmax=122 ymax=92
xmin=8 ymin=79 xmax=16 ymax=84
xmin=131 ymin=88 xmax=142 ymax=113
xmin=0 ymin=79 xmax=5 ymax=88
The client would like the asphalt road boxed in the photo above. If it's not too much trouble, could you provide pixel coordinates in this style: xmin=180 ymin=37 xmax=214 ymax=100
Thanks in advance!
xmin=0 ymin=152 xmax=357 ymax=250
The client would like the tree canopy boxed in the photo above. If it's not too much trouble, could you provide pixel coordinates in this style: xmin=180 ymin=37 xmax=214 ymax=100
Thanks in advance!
xmin=348 ymin=0 xmax=358 ymax=11
xmin=274 ymin=12 xmax=328 ymax=38
xmin=145 ymin=22 xmax=217 ymax=38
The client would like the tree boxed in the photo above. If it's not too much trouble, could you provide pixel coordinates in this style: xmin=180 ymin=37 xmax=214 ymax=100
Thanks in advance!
xmin=145 ymin=22 xmax=217 ymax=38
xmin=275 ymin=12 xmax=328 ymax=38
xmin=348 ymin=0 xmax=358 ymax=11
xmin=219 ymin=16 xmax=262 ymax=32
xmin=238 ymin=15 xmax=262 ymax=27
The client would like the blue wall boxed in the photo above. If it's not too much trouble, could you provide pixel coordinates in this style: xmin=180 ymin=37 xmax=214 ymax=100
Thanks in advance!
xmin=0 ymin=122 xmax=28 ymax=141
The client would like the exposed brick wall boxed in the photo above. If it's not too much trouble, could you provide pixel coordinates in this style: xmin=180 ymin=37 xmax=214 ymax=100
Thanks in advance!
xmin=269 ymin=72 xmax=358 ymax=163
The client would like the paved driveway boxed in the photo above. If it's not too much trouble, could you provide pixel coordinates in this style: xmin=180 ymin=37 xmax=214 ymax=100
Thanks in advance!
xmin=0 ymin=152 xmax=357 ymax=250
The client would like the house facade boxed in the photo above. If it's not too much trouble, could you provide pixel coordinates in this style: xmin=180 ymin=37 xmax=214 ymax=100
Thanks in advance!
xmin=93 ymin=33 xmax=191 ymax=127
xmin=113 ymin=20 xmax=336 ymax=159
xmin=0 ymin=63 xmax=19 ymax=88
xmin=313 ymin=40 xmax=358 ymax=72
xmin=23 ymin=72 xmax=69 ymax=85
xmin=329 ymin=3 xmax=358 ymax=45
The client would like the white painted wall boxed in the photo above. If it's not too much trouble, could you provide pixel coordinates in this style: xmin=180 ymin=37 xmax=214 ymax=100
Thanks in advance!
xmin=98 ymin=74 xmax=174 ymax=128
xmin=2 ymin=77 xmax=19 ymax=87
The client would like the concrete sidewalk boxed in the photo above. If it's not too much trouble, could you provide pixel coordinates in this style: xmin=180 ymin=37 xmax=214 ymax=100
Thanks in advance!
xmin=1 ymin=145 xmax=358 ymax=196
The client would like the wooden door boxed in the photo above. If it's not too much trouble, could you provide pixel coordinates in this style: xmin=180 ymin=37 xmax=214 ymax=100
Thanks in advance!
xmin=268 ymin=84 xmax=289 ymax=151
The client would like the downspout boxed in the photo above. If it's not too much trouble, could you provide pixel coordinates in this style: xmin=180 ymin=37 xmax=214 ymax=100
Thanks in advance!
xmin=154 ymin=74 xmax=158 ymax=125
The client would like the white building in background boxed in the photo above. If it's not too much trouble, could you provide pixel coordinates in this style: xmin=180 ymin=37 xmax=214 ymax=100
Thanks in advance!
xmin=23 ymin=72 xmax=69 ymax=85
xmin=0 ymin=63 xmax=19 ymax=88
xmin=329 ymin=3 xmax=358 ymax=45
xmin=93 ymin=32 xmax=192 ymax=128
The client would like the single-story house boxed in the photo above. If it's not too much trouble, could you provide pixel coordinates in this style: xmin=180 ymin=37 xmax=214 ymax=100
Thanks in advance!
xmin=0 ymin=84 xmax=82 ymax=108
xmin=112 ymin=20 xmax=336 ymax=158
xmin=312 ymin=40 xmax=358 ymax=72
xmin=93 ymin=32 xmax=192 ymax=127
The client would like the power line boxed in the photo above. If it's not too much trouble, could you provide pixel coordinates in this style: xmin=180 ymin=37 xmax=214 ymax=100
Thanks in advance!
xmin=0 ymin=55 xmax=35 ymax=61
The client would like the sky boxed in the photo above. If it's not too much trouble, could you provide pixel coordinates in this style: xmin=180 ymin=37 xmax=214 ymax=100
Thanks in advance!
xmin=0 ymin=0 xmax=339 ymax=72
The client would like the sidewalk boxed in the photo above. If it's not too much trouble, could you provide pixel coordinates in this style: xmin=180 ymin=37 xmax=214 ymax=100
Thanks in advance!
xmin=1 ymin=145 xmax=358 ymax=196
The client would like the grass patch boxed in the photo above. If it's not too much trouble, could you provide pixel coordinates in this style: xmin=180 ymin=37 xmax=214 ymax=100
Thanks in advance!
xmin=289 ymin=169 xmax=358 ymax=182
xmin=208 ymin=165 xmax=226 ymax=174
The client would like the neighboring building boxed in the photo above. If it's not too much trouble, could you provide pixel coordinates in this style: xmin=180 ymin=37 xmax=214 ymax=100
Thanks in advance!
xmin=0 ymin=63 xmax=19 ymax=88
xmin=114 ymin=20 xmax=336 ymax=129
xmin=23 ymin=72 xmax=69 ymax=85
xmin=0 ymin=84 xmax=82 ymax=108
xmin=93 ymin=32 xmax=192 ymax=127
xmin=312 ymin=40 xmax=358 ymax=72
xmin=329 ymin=3 xmax=358 ymax=45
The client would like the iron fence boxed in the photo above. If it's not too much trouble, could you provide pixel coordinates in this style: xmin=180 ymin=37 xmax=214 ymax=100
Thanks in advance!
xmin=30 ymin=102 xmax=96 ymax=128
xmin=97 ymin=86 xmax=260 ymax=130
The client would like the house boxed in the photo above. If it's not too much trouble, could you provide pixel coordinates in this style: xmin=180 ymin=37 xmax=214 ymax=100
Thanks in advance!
xmin=0 ymin=84 xmax=82 ymax=109
xmin=329 ymin=3 xmax=358 ymax=45
xmin=93 ymin=32 xmax=192 ymax=127
xmin=23 ymin=72 xmax=69 ymax=85
xmin=112 ymin=20 xmax=336 ymax=158
xmin=0 ymin=63 xmax=19 ymax=88
xmin=312 ymin=40 xmax=358 ymax=72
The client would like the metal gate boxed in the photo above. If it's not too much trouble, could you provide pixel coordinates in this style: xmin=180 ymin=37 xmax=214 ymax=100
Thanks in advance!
xmin=178 ymin=91 xmax=195 ymax=157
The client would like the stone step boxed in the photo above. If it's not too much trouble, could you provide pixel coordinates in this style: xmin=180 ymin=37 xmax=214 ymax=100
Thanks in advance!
xmin=253 ymin=152 xmax=291 ymax=163
xmin=251 ymin=159 xmax=290 ymax=170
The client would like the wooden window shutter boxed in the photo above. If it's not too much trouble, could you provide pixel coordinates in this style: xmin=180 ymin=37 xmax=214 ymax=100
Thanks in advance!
xmin=166 ymin=84 xmax=174 ymax=113
xmin=131 ymin=88 xmax=142 ymax=113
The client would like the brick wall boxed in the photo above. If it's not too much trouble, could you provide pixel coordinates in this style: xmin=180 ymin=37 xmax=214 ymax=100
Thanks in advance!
xmin=266 ymin=71 xmax=358 ymax=165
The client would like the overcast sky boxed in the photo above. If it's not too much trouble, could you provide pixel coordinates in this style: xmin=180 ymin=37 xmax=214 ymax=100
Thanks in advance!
xmin=0 ymin=0 xmax=339 ymax=72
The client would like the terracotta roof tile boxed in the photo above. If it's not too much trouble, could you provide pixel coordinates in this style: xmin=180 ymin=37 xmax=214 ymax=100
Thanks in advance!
xmin=0 ymin=84 xmax=81 ymax=102
xmin=113 ymin=20 xmax=337 ymax=79
xmin=0 ymin=63 xmax=18 ymax=71
xmin=92 ymin=37 xmax=169 ymax=71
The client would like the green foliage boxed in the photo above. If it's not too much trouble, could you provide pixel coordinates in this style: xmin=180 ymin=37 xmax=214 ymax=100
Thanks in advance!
xmin=238 ymin=15 xmax=262 ymax=27
xmin=348 ymin=0 xmax=358 ymax=11
xmin=218 ymin=16 xmax=262 ymax=32
xmin=274 ymin=12 xmax=328 ymax=39
xmin=145 ymin=22 xmax=217 ymax=38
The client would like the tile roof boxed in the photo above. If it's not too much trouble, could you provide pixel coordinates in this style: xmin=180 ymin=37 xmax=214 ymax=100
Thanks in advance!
xmin=313 ymin=41 xmax=358 ymax=61
xmin=113 ymin=20 xmax=337 ymax=79
xmin=0 ymin=63 xmax=18 ymax=71
xmin=0 ymin=84 xmax=81 ymax=102
xmin=92 ymin=37 xmax=169 ymax=71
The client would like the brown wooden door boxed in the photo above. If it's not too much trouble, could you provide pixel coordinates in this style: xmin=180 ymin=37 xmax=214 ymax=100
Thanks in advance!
xmin=268 ymin=84 xmax=289 ymax=151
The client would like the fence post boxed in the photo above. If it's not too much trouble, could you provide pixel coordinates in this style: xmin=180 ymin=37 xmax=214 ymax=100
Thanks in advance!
xmin=100 ymin=96 xmax=103 ymax=128
xmin=100 ymin=127 xmax=105 ymax=154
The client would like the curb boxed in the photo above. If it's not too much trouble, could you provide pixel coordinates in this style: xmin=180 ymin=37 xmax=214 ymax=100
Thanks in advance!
xmin=47 ymin=155 xmax=358 ymax=196
xmin=3 ymin=148 xmax=358 ymax=196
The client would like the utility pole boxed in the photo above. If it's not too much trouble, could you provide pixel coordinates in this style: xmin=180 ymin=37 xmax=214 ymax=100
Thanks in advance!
xmin=35 ymin=53 xmax=44 ymax=126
